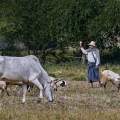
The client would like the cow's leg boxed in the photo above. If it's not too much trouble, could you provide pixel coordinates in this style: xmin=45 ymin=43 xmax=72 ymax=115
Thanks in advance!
xmin=0 ymin=87 xmax=9 ymax=97
xmin=22 ymin=84 xmax=27 ymax=103
xmin=27 ymin=84 xmax=34 ymax=92
xmin=116 ymin=83 xmax=120 ymax=92
xmin=90 ymin=80 xmax=93 ymax=88
xmin=0 ymin=86 xmax=9 ymax=97
xmin=98 ymin=80 xmax=102 ymax=87
xmin=5 ymin=86 xmax=10 ymax=96
xmin=0 ymin=89 xmax=5 ymax=97
xmin=31 ymin=79 xmax=43 ymax=101
xmin=117 ymin=84 xmax=120 ymax=92
xmin=103 ymin=82 xmax=107 ymax=88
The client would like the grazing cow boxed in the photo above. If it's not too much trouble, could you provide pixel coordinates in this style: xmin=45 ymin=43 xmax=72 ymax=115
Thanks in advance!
xmin=101 ymin=70 xmax=120 ymax=91
xmin=0 ymin=55 xmax=54 ymax=103
xmin=49 ymin=76 xmax=67 ymax=91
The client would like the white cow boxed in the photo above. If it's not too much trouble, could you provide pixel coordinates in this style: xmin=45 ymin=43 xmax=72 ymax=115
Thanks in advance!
xmin=0 ymin=55 xmax=53 ymax=103
xmin=101 ymin=70 xmax=120 ymax=91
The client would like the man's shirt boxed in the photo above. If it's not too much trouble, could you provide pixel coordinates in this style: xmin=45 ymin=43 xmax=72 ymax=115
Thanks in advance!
xmin=80 ymin=47 xmax=100 ymax=66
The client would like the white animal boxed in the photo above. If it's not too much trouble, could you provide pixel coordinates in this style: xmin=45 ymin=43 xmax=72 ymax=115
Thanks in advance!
xmin=49 ymin=76 xmax=67 ymax=91
xmin=0 ymin=80 xmax=6 ymax=90
xmin=0 ymin=55 xmax=54 ymax=103
xmin=101 ymin=70 xmax=120 ymax=91
xmin=0 ymin=80 xmax=14 ymax=96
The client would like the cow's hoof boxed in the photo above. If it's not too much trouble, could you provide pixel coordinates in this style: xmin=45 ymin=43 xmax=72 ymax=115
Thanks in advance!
xmin=22 ymin=100 xmax=26 ymax=104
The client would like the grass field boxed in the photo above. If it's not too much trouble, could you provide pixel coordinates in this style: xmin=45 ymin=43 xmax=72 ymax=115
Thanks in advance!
xmin=0 ymin=63 xmax=120 ymax=120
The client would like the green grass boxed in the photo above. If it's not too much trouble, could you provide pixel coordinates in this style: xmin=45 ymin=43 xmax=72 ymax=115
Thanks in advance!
xmin=0 ymin=63 xmax=120 ymax=120
xmin=45 ymin=63 xmax=87 ymax=81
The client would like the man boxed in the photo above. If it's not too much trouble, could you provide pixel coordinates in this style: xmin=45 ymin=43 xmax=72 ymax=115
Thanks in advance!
xmin=80 ymin=41 xmax=101 ymax=87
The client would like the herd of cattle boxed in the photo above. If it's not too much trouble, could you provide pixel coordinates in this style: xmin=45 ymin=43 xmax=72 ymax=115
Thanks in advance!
xmin=0 ymin=55 xmax=119 ymax=104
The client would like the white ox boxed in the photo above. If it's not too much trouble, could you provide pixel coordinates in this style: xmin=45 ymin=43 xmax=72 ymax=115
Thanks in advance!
xmin=101 ymin=70 xmax=120 ymax=91
xmin=0 ymin=55 xmax=53 ymax=103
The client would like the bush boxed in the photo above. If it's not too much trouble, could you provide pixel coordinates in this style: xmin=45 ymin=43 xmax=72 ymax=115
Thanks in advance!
xmin=101 ymin=47 xmax=120 ymax=64
xmin=1 ymin=50 xmax=22 ymax=56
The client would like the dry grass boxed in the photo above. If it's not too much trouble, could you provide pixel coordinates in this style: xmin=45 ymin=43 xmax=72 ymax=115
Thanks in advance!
xmin=0 ymin=64 xmax=120 ymax=120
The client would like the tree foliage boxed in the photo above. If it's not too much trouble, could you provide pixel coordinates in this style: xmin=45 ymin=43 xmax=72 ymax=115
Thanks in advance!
xmin=0 ymin=0 xmax=120 ymax=62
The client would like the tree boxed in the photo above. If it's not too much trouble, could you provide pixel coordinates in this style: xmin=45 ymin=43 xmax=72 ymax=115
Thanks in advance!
xmin=0 ymin=0 xmax=119 ymax=63
xmin=88 ymin=0 xmax=120 ymax=48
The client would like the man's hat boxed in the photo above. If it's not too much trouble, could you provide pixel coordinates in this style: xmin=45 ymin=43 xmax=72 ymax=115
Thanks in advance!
xmin=88 ymin=41 xmax=96 ymax=46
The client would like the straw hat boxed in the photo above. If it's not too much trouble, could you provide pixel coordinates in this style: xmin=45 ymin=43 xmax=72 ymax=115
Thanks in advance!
xmin=88 ymin=41 xmax=96 ymax=46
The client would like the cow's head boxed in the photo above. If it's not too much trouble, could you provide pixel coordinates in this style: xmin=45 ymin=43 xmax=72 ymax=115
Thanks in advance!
xmin=38 ymin=74 xmax=54 ymax=102
xmin=44 ymin=83 xmax=54 ymax=102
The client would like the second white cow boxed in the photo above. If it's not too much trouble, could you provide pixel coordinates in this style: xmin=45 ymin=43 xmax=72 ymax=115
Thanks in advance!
xmin=101 ymin=70 xmax=120 ymax=91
